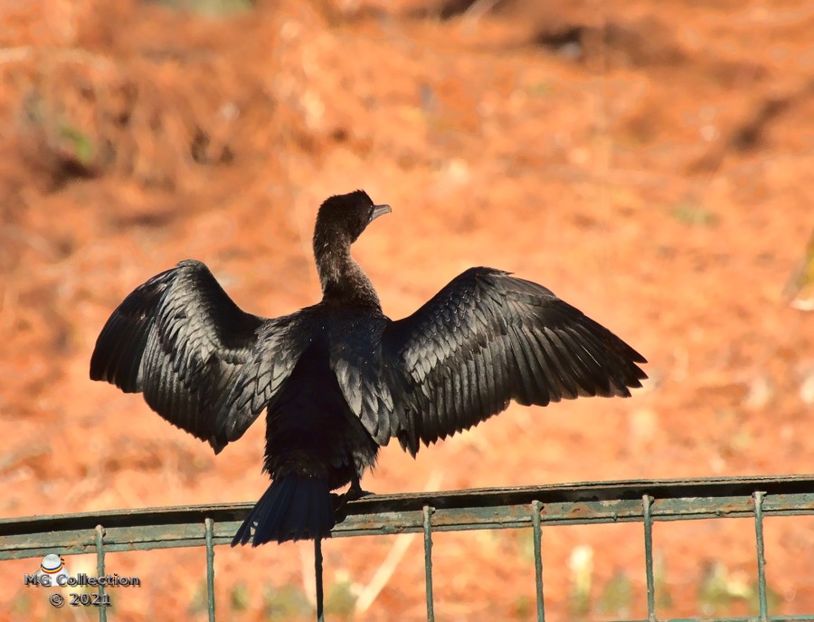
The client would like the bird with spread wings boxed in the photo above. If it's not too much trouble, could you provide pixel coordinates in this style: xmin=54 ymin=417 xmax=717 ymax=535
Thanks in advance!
xmin=91 ymin=190 xmax=646 ymax=545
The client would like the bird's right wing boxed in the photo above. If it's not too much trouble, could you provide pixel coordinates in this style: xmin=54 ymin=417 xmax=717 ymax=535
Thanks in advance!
xmin=383 ymin=267 xmax=647 ymax=455
xmin=90 ymin=259 xmax=311 ymax=453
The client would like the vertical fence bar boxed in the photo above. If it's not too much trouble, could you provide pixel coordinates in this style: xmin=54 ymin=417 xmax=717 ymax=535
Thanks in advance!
xmin=753 ymin=491 xmax=768 ymax=622
xmin=95 ymin=524 xmax=107 ymax=622
xmin=531 ymin=500 xmax=545 ymax=622
xmin=315 ymin=538 xmax=325 ymax=622
xmin=642 ymin=495 xmax=656 ymax=622
xmin=423 ymin=505 xmax=435 ymax=622
xmin=204 ymin=518 xmax=216 ymax=622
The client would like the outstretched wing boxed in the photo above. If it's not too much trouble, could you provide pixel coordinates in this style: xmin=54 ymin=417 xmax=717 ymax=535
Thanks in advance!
xmin=90 ymin=259 xmax=308 ymax=453
xmin=383 ymin=267 xmax=647 ymax=455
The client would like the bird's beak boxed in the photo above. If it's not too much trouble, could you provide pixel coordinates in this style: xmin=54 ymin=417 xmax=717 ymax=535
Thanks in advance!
xmin=370 ymin=204 xmax=392 ymax=222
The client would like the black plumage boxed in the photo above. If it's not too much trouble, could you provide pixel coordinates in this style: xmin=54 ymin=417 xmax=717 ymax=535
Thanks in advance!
xmin=90 ymin=189 xmax=647 ymax=545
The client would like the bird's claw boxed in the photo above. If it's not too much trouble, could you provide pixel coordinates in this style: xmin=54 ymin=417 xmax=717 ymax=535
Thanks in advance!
xmin=332 ymin=483 xmax=375 ymax=523
xmin=347 ymin=481 xmax=373 ymax=502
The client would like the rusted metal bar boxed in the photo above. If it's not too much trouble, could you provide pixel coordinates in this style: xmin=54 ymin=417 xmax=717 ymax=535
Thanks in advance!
xmin=6 ymin=488 xmax=814 ymax=560
xmin=204 ymin=518 xmax=216 ymax=622
xmin=531 ymin=500 xmax=544 ymax=622
xmin=754 ymin=491 xmax=768 ymax=622
xmin=0 ymin=479 xmax=812 ymax=549
xmin=315 ymin=538 xmax=325 ymax=622
xmin=4 ymin=475 xmax=814 ymax=537
xmin=0 ymin=476 xmax=813 ymax=621
xmin=423 ymin=505 xmax=435 ymax=622
xmin=607 ymin=617 xmax=814 ymax=621
xmin=95 ymin=524 xmax=107 ymax=622
xmin=642 ymin=495 xmax=656 ymax=621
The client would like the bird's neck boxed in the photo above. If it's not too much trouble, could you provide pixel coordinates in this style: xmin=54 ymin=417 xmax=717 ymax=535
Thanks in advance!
xmin=314 ymin=236 xmax=381 ymax=309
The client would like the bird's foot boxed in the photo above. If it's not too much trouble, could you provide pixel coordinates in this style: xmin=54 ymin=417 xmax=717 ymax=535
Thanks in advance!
xmin=330 ymin=492 xmax=345 ymax=508
xmin=346 ymin=480 xmax=373 ymax=502
xmin=332 ymin=482 xmax=375 ymax=523
xmin=332 ymin=492 xmax=351 ymax=522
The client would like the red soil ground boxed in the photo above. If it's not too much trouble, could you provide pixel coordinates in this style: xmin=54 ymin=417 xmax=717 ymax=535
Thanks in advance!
xmin=1 ymin=0 xmax=814 ymax=620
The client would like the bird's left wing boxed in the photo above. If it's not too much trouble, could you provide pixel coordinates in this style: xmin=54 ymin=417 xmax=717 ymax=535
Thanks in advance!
xmin=382 ymin=267 xmax=647 ymax=455
xmin=90 ymin=260 xmax=310 ymax=453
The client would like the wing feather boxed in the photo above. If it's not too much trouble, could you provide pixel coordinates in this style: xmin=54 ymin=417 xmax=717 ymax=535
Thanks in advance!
xmin=90 ymin=260 xmax=310 ymax=453
xmin=383 ymin=267 xmax=647 ymax=455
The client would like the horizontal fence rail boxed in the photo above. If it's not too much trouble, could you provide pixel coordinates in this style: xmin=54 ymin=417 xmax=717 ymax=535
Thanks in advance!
xmin=3 ymin=474 xmax=814 ymax=621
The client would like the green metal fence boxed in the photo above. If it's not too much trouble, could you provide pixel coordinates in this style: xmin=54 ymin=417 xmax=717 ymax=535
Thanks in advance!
xmin=3 ymin=474 xmax=814 ymax=621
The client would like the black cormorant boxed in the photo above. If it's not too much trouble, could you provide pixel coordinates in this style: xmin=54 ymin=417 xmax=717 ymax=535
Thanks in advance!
xmin=90 ymin=190 xmax=647 ymax=545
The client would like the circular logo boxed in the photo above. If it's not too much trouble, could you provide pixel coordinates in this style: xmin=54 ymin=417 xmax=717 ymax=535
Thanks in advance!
xmin=41 ymin=554 xmax=64 ymax=575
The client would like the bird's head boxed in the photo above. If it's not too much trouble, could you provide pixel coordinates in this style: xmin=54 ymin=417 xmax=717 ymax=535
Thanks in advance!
xmin=315 ymin=190 xmax=391 ymax=244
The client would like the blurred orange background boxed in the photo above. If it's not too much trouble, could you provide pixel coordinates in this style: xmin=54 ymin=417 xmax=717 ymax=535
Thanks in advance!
xmin=1 ymin=0 xmax=814 ymax=620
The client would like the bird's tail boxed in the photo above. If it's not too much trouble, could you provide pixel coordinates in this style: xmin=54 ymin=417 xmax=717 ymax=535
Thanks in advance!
xmin=231 ymin=475 xmax=335 ymax=546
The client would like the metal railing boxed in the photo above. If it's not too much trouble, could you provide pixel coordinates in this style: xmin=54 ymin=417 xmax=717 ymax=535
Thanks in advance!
xmin=3 ymin=474 xmax=814 ymax=621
